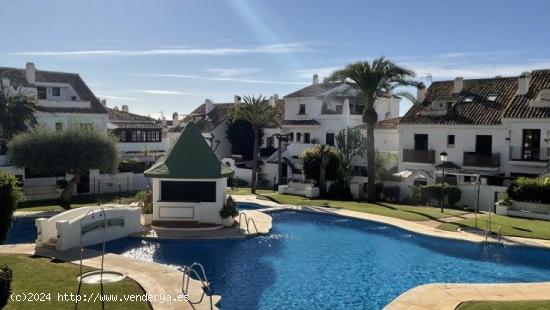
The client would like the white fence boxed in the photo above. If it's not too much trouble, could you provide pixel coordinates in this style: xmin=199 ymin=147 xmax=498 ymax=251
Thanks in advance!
xmin=454 ymin=183 xmax=507 ymax=212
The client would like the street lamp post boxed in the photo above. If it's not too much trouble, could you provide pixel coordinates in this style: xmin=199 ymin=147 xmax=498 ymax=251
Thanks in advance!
xmin=269 ymin=133 xmax=290 ymax=187
xmin=439 ymin=151 xmax=448 ymax=213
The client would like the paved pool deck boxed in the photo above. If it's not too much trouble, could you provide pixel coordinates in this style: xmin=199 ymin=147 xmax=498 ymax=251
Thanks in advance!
xmin=0 ymin=243 xmax=220 ymax=310
xmin=231 ymin=195 xmax=550 ymax=310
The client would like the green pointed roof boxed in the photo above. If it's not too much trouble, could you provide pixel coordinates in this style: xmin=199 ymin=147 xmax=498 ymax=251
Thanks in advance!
xmin=145 ymin=122 xmax=233 ymax=179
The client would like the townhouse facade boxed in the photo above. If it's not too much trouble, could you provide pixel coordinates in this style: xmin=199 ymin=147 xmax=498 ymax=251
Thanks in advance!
xmin=398 ymin=70 xmax=550 ymax=199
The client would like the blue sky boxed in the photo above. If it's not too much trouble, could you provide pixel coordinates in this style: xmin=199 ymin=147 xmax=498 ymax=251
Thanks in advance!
xmin=2 ymin=0 xmax=550 ymax=118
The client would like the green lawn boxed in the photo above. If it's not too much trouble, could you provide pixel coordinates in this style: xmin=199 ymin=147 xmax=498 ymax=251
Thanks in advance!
xmin=228 ymin=188 xmax=467 ymax=221
xmin=17 ymin=192 xmax=138 ymax=212
xmin=439 ymin=214 xmax=550 ymax=240
xmin=457 ymin=300 xmax=550 ymax=310
xmin=1 ymin=254 xmax=151 ymax=310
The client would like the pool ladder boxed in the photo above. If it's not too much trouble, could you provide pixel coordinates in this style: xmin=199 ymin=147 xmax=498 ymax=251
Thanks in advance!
xmin=179 ymin=262 xmax=214 ymax=310
xmin=238 ymin=212 xmax=259 ymax=234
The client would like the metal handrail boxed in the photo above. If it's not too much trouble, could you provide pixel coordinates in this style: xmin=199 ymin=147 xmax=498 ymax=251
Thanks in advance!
xmin=247 ymin=218 xmax=259 ymax=234
xmin=76 ymin=208 xmax=107 ymax=310
xmin=238 ymin=212 xmax=249 ymax=232
xmin=179 ymin=262 xmax=213 ymax=309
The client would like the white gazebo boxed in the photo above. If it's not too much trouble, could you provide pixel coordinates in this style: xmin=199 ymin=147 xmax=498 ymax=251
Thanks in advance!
xmin=144 ymin=122 xmax=233 ymax=227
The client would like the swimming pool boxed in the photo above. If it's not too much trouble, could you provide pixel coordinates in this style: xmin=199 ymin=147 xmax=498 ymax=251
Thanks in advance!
xmin=237 ymin=202 xmax=267 ymax=210
xmin=93 ymin=211 xmax=550 ymax=310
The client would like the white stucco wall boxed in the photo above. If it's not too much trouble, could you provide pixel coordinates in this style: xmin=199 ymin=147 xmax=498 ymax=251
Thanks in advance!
xmin=34 ymin=112 xmax=109 ymax=133
xmin=398 ymin=120 xmax=550 ymax=177
xmin=151 ymin=177 xmax=227 ymax=224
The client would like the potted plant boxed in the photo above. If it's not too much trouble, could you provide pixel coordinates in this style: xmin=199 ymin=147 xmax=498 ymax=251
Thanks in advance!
xmin=220 ymin=195 xmax=239 ymax=227
xmin=135 ymin=190 xmax=153 ymax=225
xmin=495 ymin=194 xmax=510 ymax=215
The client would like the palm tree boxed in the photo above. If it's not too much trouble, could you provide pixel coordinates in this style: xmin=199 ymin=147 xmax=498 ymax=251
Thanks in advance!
xmin=0 ymin=78 xmax=36 ymax=153
xmin=229 ymin=95 xmax=281 ymax=193
xmin=329 ymin=57 xmax=416 ymax=202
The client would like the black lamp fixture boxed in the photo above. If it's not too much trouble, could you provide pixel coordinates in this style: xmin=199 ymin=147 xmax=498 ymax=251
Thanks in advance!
xmin=439 ymin=151 xmax=448 ymax=213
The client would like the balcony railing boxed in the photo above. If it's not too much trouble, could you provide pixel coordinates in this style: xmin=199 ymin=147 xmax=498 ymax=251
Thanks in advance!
xmin=463 ymin=152 xmax=500 ymax=168
xmin=509 ymin=146 xmax=549 ymax=162
xmin=402 ymin=149 xmax=435 ymax=164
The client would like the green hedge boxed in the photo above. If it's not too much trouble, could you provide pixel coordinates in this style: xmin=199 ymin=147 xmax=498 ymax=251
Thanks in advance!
xmin=0 ymin=172 xmax=22 ymax=243
xmin=418 ymin=184 xmax=461 ymax=208
xmin=119 ymin=159 xmax=147 ymax=173
xmin=507 ymin=177 xmax=550 ymax=204
xmin=0 ymin=265 xmax=12 ymax=308
xmin=299 ymin=145 xmax=342 ymax=183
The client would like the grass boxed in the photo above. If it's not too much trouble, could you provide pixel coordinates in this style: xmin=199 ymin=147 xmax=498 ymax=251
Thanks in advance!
xmin=229 ymin=187 xmax=467 ymax=221
xmin=1 ymin=254 xmax=151 ymax=310
xmin=438 ymin=214 xmax=550 ymax=240
xmin=457 ymin=300 xmax=550 ymax=310
xmin=17 ymin=192 xmax=138 ymax=212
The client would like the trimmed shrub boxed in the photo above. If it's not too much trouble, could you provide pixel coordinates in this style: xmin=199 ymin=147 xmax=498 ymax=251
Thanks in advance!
xmin=507 ymin=177 xmax=550 ymax=204
xmin=299 ymin=145 xmax=342 ymax=183
xmin=135 ymin=190 xmax=153 ymax=214
xmin=119 ymin=158 xmax=146 ymax=173
xmin=326 ymin=180 xmax=353 ymax=200
xmin=0 ymin=172 xmax=22 ymax=243
xmin=418 ymin=184 xmax=462 ymax=208
xmin=0 ymin=265 xmax=12 ymax=308
xmin=381 ymin=185 xmax=400 ymax=202
xmin=220 ymin=196 xmax=239 ymax=219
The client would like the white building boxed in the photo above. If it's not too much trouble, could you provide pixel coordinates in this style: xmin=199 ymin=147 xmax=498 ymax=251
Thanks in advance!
xmin=263 ymin=74 xmax=402 ymax=184
xmin=0 ymin=63 xmax=110 ymax=199
xmin=398 ymin=70 xmax=550 ymax=207
xmin=107 ymin=105 xmax=168 ymax=163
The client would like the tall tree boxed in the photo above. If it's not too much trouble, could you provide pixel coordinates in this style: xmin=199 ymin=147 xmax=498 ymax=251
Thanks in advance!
xmin=229 ymin=95 xmax=281 ymax=193
xmin=336 ymin=127 xmax=364 ymax=187
xmin=0 ymin=79 xmax=36 ymax=154
xmin=7 ymin=125 xmax=119 ymax=207
xmin=329 ymin=57 xmax=416 ymax=201
xmin=225 ymin=119 xmax=263 ymax=160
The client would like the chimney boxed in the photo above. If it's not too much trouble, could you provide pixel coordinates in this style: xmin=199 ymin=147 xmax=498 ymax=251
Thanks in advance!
xmin=269 ymin=94 xmax=279 ymax=107
xmin=204 ymin=99 xmax=214 ymax=114
xmin=172 ymin=112 xmax=179 ymax=127
xmin=517 ymin=71 xmax=531 ymax=95
xmin=114 ymin=106 xmax=119 ymax=110
xmin=416 ymin=83 xmax=427 ymax=103
xmin=25 ymin=62 xmax=36 ymax=84
xmin=312 ymin=74 xmax=319 ymax=85
xmin=100 ymin=99 xmax=107 ymax=107
xmin=234 ymin=95 xmax=241 ymax=105
xmin=453 ymin=77 xmax=463 ymax=94
xmin=121 ymin=105 xmax=129 ymax=113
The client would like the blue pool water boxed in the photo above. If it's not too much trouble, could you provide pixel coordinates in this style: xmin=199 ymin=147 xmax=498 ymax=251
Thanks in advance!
xmin=91 ymin=211 xmax=550 ymax=310
xmin=5 ymin=217 xmax=37 ymax=244
xmin=237 ymin=202 xmax=265 ymax=210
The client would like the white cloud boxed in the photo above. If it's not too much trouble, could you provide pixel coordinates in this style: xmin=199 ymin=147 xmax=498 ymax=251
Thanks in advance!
xmin=139 ymin=89 xmax=190 ymax=96
xmin=10 ymin=42 xmax=313 ymax=57
xmin=206 ymin=67 xmax=260 ymax=78
xmin=95 ymin=94 xmax=138 ymax=101
xmin=294 ymin=67 xmax=339 ymax=80
xmin=134 ymin=73 xmax=308 ymax=85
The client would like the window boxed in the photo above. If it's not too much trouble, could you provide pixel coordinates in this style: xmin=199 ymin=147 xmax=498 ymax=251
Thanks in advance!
xmin=266 ymin=136 xmax=274 ymax=148
xmin=522 ymin=129 xmax=541 ymax=160
xmin=160 ymin=181 xmax=216 ymax=202
xmin=304 ymin=133 xmax=311 ymax=143
xmin=414 ymin=134 xmax=428 ymax=150
xmin=71 ymin=96 xmax=77 ymax=101
xmin=55 ymin=122 xmax=63 ymax=131
xmin=298 ymin=104 xmax=306 ymax=115
xmin=296 ymin=132 xmax=302 ymax=142
xmin=37 ymin=87 xmax=47 ymax=100
xmin=131 ymin=130 xmax=146 ymax=142
xmin=52 ymin=87 xmax=61 ymax=97
xmin=288 ymin=132 xmax=294 ymax=142
xmin=326 ymin=133 xmax=335 ymax=146
xmin=447 ymin=135 xmax=455 ymax=147
xmin=486 ymin=94 xmax=498 ymax=102
xmin=463 ymin=96 xmax=475 ymax=103
xmin=119 ymin=131 xmax=126 ymax=142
